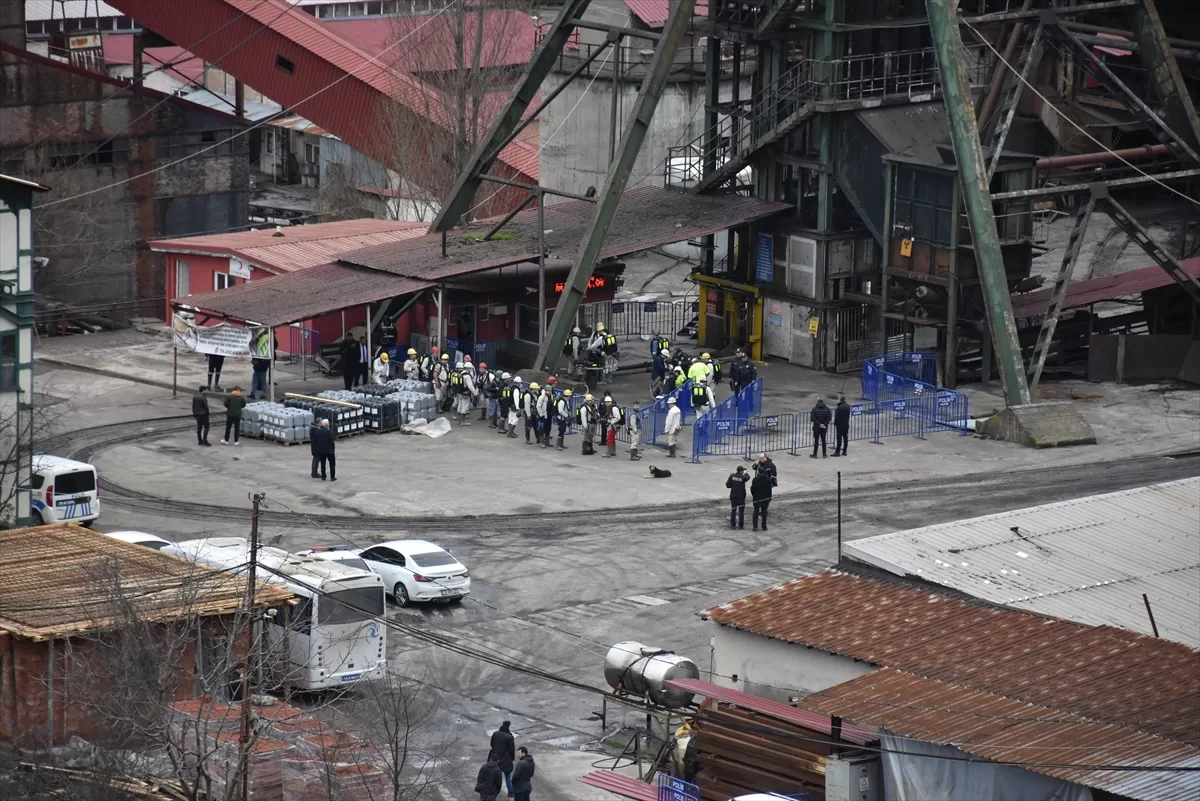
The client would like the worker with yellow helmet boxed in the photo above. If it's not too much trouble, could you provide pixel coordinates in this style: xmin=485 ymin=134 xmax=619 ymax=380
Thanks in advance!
xmin=576 ymin=392 xmax=599 ymax=455
xmin=402 ymin=347 xmax=420 ymax=381
xmin=588 ymin=321 xmax=620 ymax=385
xmin=521 ymin=381 xmax=540 ymax=445
xmin=554 ymin=389 xmax=573 ymax=451
xmin=372 ymin=350 xmax=391 ymax=384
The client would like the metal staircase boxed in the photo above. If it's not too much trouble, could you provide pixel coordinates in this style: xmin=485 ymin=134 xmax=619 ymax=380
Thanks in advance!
xmin=667 ymin=60 xmax=817 ymax=193
xmin=757 ymin=0 xmax=807 ymax=34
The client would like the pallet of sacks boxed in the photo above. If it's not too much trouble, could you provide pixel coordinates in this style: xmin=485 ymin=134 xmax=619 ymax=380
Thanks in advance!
xmin=169 ymin=697 xmax=294 ymax=801
xmin=281 ymin=756 xmax=386 ymax=801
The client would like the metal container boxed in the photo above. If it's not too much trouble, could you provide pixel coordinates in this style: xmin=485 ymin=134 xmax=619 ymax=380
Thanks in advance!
xmin=603 ymin=641 xmax=699 ymax=708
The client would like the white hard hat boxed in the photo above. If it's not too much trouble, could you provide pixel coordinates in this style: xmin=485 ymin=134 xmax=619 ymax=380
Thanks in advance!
xmin=513 ymin=375 xmax=523 ymax=383
xmin=667 ymin=397 xmax=677 ymax=404
xmin=501 ymin=372 xmax=511 ymax=379
xmin=660 ymin=348 xmax=670 ymax=356
xmin=572 ymin=327 xmax=581 ymax=334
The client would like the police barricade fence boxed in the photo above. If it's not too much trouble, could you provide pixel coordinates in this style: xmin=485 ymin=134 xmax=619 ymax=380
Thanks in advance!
xmin=870 ymin=396 xmax=930 ymax=442
xmin=930 ymin=389 xmax=970 ymax=432
xmin=288 ymin=326 xmax=321 ymax=368
xmin=861 ymin=351 xmax=937 ymax=401
xmin=737 ymin=377 xmax=764 ymax=419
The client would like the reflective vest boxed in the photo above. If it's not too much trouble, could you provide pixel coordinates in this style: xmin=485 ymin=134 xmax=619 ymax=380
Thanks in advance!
xmin=692 ymin=382 xmax=709 ymax=405
xmin=687 ymin=361 xmax=710 ymax=383
xmin=450 ymin=372 xmax=466 ymax=393
xmin=651 ymin=336 xmax=670 ymax=355
xmin=603 ymin=333 xmax=618 ymax=354
xmin=501 ymin=386 xmax=513 ymax=402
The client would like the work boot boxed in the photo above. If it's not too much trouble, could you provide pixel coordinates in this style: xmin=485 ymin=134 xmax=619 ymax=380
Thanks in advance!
xmin=810 ymin=452 xmax=818 ymax=459
xmin=556 ymin=437 xmax=564 ymax=451
xmin=507 ymin=424 xmax=517 ymax=439
xmin=524 ymin=427 xmax=531 ymax=444
xmin=668 ymin=445 xmax=676 ymax=458
xmin=609 ymin=443 xmax=617 ymax=457
xmin=541 ymin=436 xmax=548 ymax=449
xmin=479 ymin=409 xmax=487 ymax=421
xmin=498 ymin=422 xmax=508 ymax=435
xmin=629 ymin=449 xmax=637 ymax=461
xmin=489 ymin=418 xmax=498 ymax=429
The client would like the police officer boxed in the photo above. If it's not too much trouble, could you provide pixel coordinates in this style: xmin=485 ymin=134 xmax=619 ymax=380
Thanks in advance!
xmin=522 ymin=381 xmax=539 ymax=445
xmin=729 ymin=350 xmax=756 ymax=396
xmin=663 ymin=396 xmax=682 ymax=458
xmin=833 ymin=395 xmax=852 ymax=457
xmin=627 ymin=401 xmax=642 ymax=461
xmin=403 ymin=348 xmax=420 ymax=381
xmin=810 ymin=397 xmax=832 ymax=458
xmin=577 ymin=393 xmax=598 ymax=455
xmin=554 ymin=389 xmax=573 ymax=451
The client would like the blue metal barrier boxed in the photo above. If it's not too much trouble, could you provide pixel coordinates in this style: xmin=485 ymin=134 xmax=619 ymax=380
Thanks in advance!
xmin=862 ymin=351 xmax=937 ymax=401
xmin=930 ymin=390 xmax=970 ymax=433
xmin=871 ymin=397 xmax=928 ymax=443
xmin=737 ymin=378 xmax=764 ymax=419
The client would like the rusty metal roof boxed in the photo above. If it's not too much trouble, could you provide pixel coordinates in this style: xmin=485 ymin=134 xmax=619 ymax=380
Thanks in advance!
xmin=667 ymin=677 xmax=875 ymax=745
xmin=623 ymin=0 xmax=709 ymax=27
xmin=577 ymin=771 xmax=658 ymax=801
xmin=1011 ymin=258 xmax=1200 ymax=318
xmin=0 ymin=524 xmax=292 ymax=640
xmin=703 ymin=569 xmax=1200 ymax=747
xmin=153 ymin=219 xmax=427 ymax=274
xmin=801 ymin=669 xmax=1200 ymax=801
xmin=341 ymin=187 xmax=790 ymax=280
xmin=178 ymin=262 xmax=432 ymax=327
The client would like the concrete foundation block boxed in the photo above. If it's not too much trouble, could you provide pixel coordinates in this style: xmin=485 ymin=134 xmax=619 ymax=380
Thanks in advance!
xmin=978 ymin=401 xmax=1096 ymax=448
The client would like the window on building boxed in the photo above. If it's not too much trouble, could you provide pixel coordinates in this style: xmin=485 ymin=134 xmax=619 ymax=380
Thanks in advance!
xmin=305 ymin=142 xmax=319 ymax=164
xmin=0 ymin=331 xmax=19 ymax=391
xmin=892 ymin=166 xmax=955 ymax=247
xmin=214 ymin=273 xmax=235 ymax=291
xmin=155 ymin=131 xmax=232 ymax=160
xmin=175 ymin=260 xmax=191 ymax=297
xmin=515 ymin=304 xmax=546 ymax=344
xmin=276 ymin=54 xmax=295 ymax=75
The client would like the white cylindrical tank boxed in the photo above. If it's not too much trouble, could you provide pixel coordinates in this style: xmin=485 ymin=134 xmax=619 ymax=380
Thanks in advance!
xmin=603 ymin=641 xmax=699 ymax=708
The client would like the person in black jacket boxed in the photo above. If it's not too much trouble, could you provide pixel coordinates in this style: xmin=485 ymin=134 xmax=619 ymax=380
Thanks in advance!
xmin=810 ymin=398 xmax=832 ymax=458
xmin=832 ymin=395 xmax=852 ymax=457
xmin=309 ymin=420 xmax=323 ymax=478
xmin=511 ymin=747 xmax=535 ymax=801
xmin=729 ymin=351 xmax=757 ymax=396
xmin=311 ymin=419 xmax=336 ymax=481
xmin=250 ymin=356 xmax=270 ymax=400
xmin=726 ymin=466 xmax=749 ymax=530
xmin=339 ymin=335 xmax=358 ymax=390
xmin=192 ymin=386 xmax=211 ymax=446
xmin=489 ymin=721 xmax=515 ymax=796
xmin=751 ymin=461 xmax=773 ymax=531
xmin=206 ymin=353 xmax=225 ymax=391
xmin=474 ymin=754 xmax=504 ymax=801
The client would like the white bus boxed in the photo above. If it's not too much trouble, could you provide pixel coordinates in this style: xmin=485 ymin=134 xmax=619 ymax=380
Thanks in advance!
xmin=163 ymin=537 xmax=387 ymax=691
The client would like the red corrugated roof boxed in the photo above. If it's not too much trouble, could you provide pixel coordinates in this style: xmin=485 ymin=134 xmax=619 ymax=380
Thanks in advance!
xmin=1010 ymin=258 xmax=1200 ymax=318
xmin=577 ymin=771 xmax=658 ymax=801
xmin=102 ymin=34 xmax=205 ymax=83
xmin=801 ymin=669 xmax=1200 ymax=801
xmin=623 ymin=0 xmax=709 ymax=28
xmin=177 ymin=262 xmax=432 ymax=326
xmin=667 ymin=678 xmax=875 ymax=745
xmin=326 ymin=10 xmax=537 ymax=71
xmin=703 ymin=569 xmax=1200 ymax=747
xmin=151 ymin=219 xmax=427 ymax=274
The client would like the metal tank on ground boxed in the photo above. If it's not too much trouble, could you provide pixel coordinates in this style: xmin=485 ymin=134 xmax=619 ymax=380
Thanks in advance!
xmin=603 ymin=641 xmax=699 ymax=708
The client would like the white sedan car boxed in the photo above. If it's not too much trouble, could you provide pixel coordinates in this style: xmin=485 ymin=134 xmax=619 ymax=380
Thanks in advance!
xmin=104 ymin=530 xmax=172 ymax=550
xmin=355 ymin=540 xmax=470 ymax=606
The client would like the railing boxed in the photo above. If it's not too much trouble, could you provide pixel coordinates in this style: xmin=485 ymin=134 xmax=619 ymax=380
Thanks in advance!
xmin=288 ymin=326 xmax=321 ymax=368
xmin=606 ymin=300 xmax=699 ymax=341
xmin=861 ymin=351 xmax=938 ymax=401
xmin=34 ymin=296 xmax=166 ymax=335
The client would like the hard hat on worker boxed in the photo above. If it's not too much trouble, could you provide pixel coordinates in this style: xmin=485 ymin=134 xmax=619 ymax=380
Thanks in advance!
xmin=407 ymin=348 xmax=417 ymax=356
xmin=529 ymin=382 xmax=540 ymax=390
xmin=479 ymin=362 xmax=487 ymax=370
xmin=440 ymin=353 xmax=450 ymax=361
xmin=701 ymin=352 xmax=711 ymax=361
xmin=595 ymin=322 xmax=606 ymax=332
xmin=667 ymin=397 xmax=677 ymax=404
xmin=380 ymin=352 xmax=389 ymax=362
xmin=563 ymin=389 xmax=573 ymax=397
xmin=585 ymin=393 xmax=594 ymax=401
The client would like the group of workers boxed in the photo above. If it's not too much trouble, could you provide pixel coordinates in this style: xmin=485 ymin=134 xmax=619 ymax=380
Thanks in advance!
xmin=563 ymin=321 xmax=620 ymax=384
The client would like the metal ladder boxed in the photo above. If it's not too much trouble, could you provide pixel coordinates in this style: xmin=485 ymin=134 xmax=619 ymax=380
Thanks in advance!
xmin=985 ymin=22 xmax=1045 ymax=181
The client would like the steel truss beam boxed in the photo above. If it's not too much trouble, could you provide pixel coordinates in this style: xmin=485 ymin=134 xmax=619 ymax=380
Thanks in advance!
xmin=431 ymin=0 xmax=594 ymax=232
xmin=985 ymin=20 xmax=1045 ymax=181
xmin=1100 ymin=194 xmax=1200 ymax=303
xmin=1050 ymin=22 xmax=1200 ymax=164
xmin=992 ymin=168 xmax=1200 ymax=200
xmin=928 ymin=0 xmax=1031 ymax=406
xmin=535 ymin=0 xmax=699 ymax=372
xmin=1128 ymin=0 xmax=1200 ymax=153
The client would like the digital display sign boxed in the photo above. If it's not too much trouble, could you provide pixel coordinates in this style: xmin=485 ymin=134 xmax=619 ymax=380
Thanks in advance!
xmin=553 ymin=275 xmax=607 ymax=294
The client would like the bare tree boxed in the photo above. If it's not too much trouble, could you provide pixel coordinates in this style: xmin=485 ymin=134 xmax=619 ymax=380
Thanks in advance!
xmin=0 ymin=402 xmax=52 ymax=529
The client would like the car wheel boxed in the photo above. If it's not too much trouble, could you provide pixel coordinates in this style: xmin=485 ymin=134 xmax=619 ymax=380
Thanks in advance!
xmin=31 ymin=510 xmax=44 ymax=525
xmin=394 ymin=582 xmax=411 ymax=607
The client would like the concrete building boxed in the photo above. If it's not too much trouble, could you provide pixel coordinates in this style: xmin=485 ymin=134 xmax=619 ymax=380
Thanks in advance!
xmin=0 ymin=173 xmax=47 ymax=528
xmin=700 ymin=567 xmax=1200 ymax=801
xmin=0 ymin=40 xmax=251 ymax=311
xmin=0 ymin=523 xmax=291 ymax=747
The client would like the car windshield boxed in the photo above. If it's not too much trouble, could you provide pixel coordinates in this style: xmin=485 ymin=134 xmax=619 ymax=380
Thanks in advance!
xmin=317 ymin=586 xmax=385 ymax=625
xmin=409 ymin=551 xmax=456 ymax=568
xmin=55 ymin=471 xmax=96 ymax=494
xmin=335 ymin=557 xmax=370 ymax=572
xmin=139 ymin=540 xmax=169 ymax=550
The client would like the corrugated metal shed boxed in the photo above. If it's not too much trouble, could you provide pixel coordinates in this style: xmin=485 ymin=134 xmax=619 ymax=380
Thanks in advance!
xmin=26 ymin=0 xmax=122 ymax=21
xmin=152 ymin=219 xmax=427 ymax=274
xmin=577 ymin=771 xmax=657 ymax=801
xmin=843 ymin=478 xmax=1200 ymax=648
xmin=702 ymin=569 xmax=1200 ymax=746
xmin=623 ymin=0 xmax=709 ymax=28
xmin=178 ymin=262 xmax=431 ymax=326
xmin=325 ymin=10 xmax=538 ymax=71
xmin=0 ymin=524 xmax=292 ymax=639
xmin=1011 ymin=258 xmax=1200 ymax=317
xmin=801 ymin=669 xmax=1200 ymax=801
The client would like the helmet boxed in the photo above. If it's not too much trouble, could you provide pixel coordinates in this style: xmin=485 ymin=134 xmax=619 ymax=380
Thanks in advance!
xmin=585 ymin=393 xmax=594 ymax=401
xmin=479 ymin=362 xmax=487 ymax=370
xmin=563 ymin=389 xmax=573 ymax=397
xmin=660 ymin=348 xmax=670 ymax=357
xmin=604 ymin=397 xmax=613 ymax=403
xmin=701 ymin=352 xmax=711 ymax=361
xmin=667 ymin=397 xmax=677 ymax=404
xmin=407 ymin=348 xmax=417 ymax=356
xmin=547 ymin=376 xmax=557 ymax=385
xmin=440 ymin=353 xmax=450 ymax=361
xmin=501 ymin=372 xmax=511 ymax=380
xmin=513 ymin=375 xmax=523 ymax=383
xmin=529 ymin=382 xmax=540 ymax=390
xmin=380 ymin=353 xmax=389 ymax=362
xmin=595 ymin=322 xmax=606 ymax=332
xmin=675 ymin=365 xmax=684 ymax=373
xmin=572 ymin=327 xmax=581 ymax=334
xmin=431 ymin=346 xmax=439 ymax=354
xmin=464 ymin=355 xmax=472 ymax=362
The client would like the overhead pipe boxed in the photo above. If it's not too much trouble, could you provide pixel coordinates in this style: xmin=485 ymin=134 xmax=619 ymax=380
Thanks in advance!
xmin=1036 ymin=143 xmax=1171 ymax=169
xmin=976 ymin=0 xmax=1036 ymax=130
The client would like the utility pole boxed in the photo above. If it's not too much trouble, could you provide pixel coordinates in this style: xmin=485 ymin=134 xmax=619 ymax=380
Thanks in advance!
xmin=238 ymin=492 xmax=265 ymax=801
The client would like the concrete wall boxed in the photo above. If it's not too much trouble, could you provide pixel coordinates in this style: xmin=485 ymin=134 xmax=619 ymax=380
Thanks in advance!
xmin=710 ymin=625 xmax=876 ymax=702
xmin=0 ymin=49 xmax=250 ymax=309
xmin=539 ymin=74 xmax=750 ymax=202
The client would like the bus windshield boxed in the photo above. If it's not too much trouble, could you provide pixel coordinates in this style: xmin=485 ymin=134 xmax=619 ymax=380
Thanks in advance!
xmin=317 ymin=586 xmax=384 ymax=626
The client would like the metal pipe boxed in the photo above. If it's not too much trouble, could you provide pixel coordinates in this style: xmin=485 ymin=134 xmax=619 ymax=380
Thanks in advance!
xmin=483 ymin=193 xmax=536 ymax=241
xmin=965 ymin=0 xmax=1136 ymax=25
xmin=992 ymin=168 xmax=1200 ymax=199
xmin=1063 ymin=21 xmax=1200 ymax=51
xmin=477 ymin=174 xmax=596 ymax=203
xmin=1036 ymin=144 xmax=1171 ymax=169
xmin=1064 ymin=31 xmax=1200 ymax=61
xmin=976 ymin=0 xmax=1035 ymax=129
xmin=610 ymin=37 xmax=620 ymax=166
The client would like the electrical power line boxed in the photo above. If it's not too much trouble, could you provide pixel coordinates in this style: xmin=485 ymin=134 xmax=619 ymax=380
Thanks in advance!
xmin=36 ymin=0 xmax=462 ymax=210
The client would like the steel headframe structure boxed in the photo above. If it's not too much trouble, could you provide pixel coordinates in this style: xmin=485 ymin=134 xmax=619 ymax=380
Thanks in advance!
xmin=430 ymin=0 xmax=699 ymax=373
xmin=929 ymin=0 xmax=1200 ymax=403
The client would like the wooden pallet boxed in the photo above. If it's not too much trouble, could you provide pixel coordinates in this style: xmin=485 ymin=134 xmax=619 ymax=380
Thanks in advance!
xmin=270 ymin=437 xmax=310 ymax=446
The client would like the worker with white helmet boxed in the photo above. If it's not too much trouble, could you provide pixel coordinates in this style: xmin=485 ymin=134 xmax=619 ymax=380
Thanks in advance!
xmin=479 ymin=362 xmax=501 ymax=426
xmin=433 ymin=352 xmax=452 ymax=411
xmin=554 ymin=388 xmax=573 ymax=451
xmin=372 ymin=351 xmax=391 ymax=385
xmin=627 ymin=400 xmax=642 ymax=461
xmin=449 ymin=362 xmax=477 ymax=426
xmin=664 ymin=396 xmax=683 ymax=458
xmin=576 ymin=393 xmax=599 ymax=455
xmin=504 ymin=376 xmax=522 ymax=438
xmin=589 ymin=321 xmax=619 ymax=385
xmin=567 ymin=327 xmax=584 ymax=378
xmin=402 ymin=347 xmax=420 ymax=381
xmin=522 ymin=381 xmax=540 ymax=445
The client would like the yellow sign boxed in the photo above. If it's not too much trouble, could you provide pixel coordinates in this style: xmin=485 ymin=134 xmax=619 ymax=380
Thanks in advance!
xmin=808 ymin=316 xmax=820 ymax=336
xmin=900 ymin=238 xmax=913 ymax=257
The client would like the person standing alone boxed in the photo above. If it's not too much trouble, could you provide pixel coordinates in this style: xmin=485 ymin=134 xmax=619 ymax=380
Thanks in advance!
xmin=511 ymin=747 xmax=535 ymax=801
xmin=221 ymin=387 xmax=246 ymax=445
xmin=663 ymin=396 xmax=682 ymax=458
xmin=250 ymin=355 xmax=270 ymax=400
xmin=489 ymin=721 xmax=515 ymax=798
xmin=726 ymin=466 xmax=749 ymax=530
xmin=192 ymin=386 xmax=211 ymax=446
